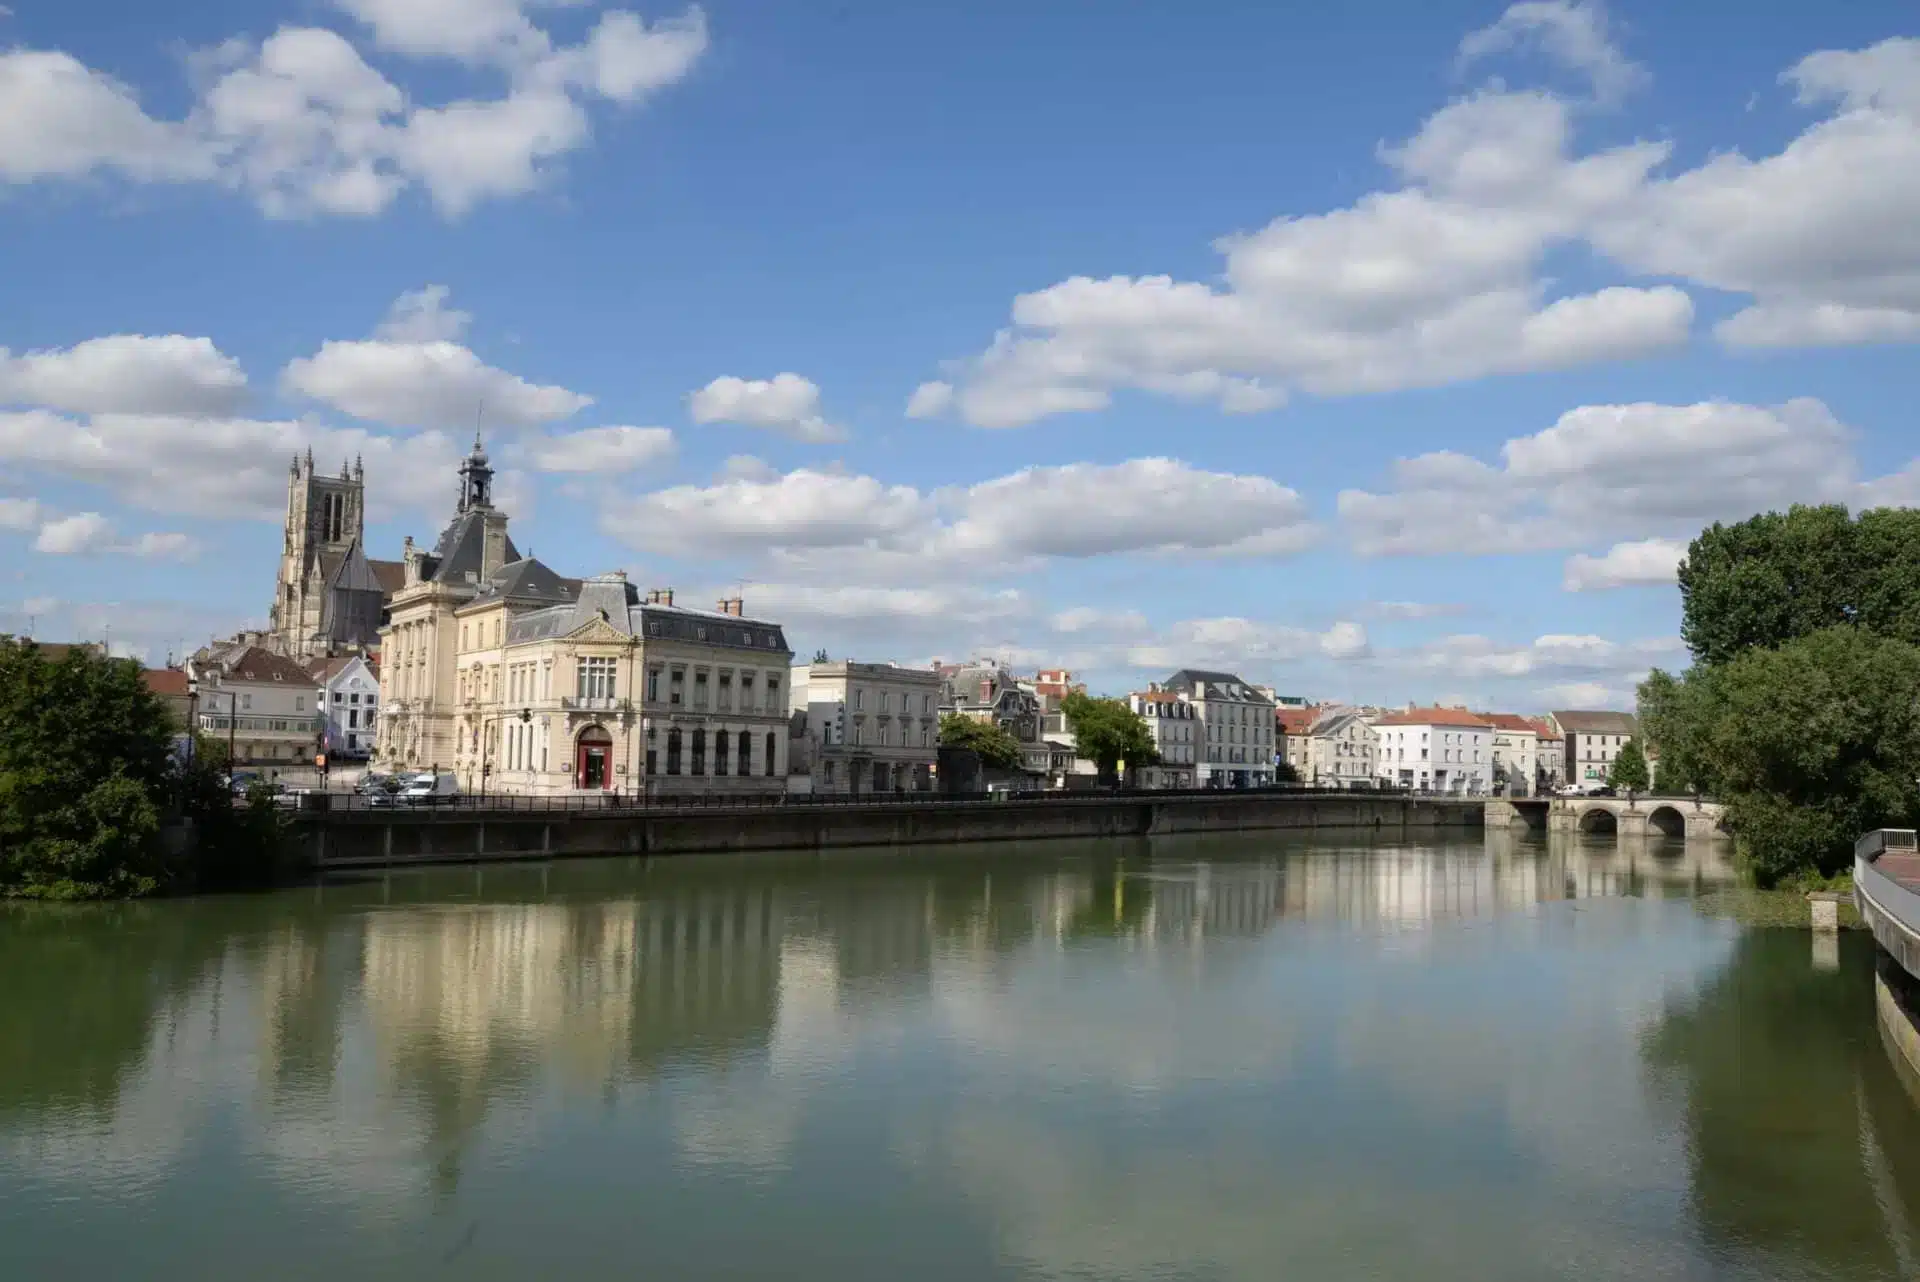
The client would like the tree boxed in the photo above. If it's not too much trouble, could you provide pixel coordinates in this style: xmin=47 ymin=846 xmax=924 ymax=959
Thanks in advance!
xmin=1679 ymin=504 xmax=1920 ymax=666
xmin=1060 ymin=693 xmax=1159 ymax=784
xmin=0 ymin=640 xmax=177 ymax=899
xmin=1274 ymin=760 xmax=1301 ymax=784
xmin=1636 ymin=668 xmax=1708 ymax=796
xmin=1608 ymin=738 xmax=1650 ymax=792
xmin=1687 ymin=627 xmax=1920 ymax=885
xmin=939 ymin=713 xmax=1022 ymax=770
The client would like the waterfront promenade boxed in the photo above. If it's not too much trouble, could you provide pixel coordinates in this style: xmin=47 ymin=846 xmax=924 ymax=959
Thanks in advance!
xmin=289 ymin=789 xmax=1487 ymax=870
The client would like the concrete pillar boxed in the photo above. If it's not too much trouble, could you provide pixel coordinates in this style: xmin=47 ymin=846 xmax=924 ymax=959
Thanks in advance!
xmin=1809 ymin=892 xmax=1842 ymax=971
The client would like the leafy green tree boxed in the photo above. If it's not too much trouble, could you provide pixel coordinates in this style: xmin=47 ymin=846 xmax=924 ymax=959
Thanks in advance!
xmin=1060 ymin=693 xmax=1159 ymax=784
xmin=1680 ymin=504 xmax=1920 ymax=665
xmin=1688 ymin=627 xmax=1920 ymax=884
xmin=0 ymin=640 xmax=177 ymax=899
xmin=939 ymin=713 xmax=1023 ymax=770
xmin=1608 ymin=738 xmax=1651 ymax=792
xmin=1274 ymin=760 xmax=1301 ymax=784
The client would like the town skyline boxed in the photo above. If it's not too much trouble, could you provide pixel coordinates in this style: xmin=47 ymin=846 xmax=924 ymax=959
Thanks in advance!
xmin=3 ymin=1 xmax=1918 ymax=709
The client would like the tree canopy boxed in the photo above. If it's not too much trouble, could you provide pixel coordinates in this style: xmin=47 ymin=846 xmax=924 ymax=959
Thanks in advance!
xmin=1680 ymin=505 xmax=1920 ymax=666
xmin=1061 ymin=693 xmax=1159 ymax=783
xmin=939 ymin=713 xmax=1023 ymax=770
xmin=1608 ymin=738 xmax=1650 ymax=792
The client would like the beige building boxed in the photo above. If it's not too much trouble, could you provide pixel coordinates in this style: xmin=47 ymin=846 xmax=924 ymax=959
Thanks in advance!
xmin=1481 ymin=713 xmax=1541 ymax=796
xmin=1550 ymin=710 xmax=1638 ymax=789
xmin=1275 ymin=706 xmax=1316 ymax=779
xmin=1308 ymin=707 xmax=1376 ymax=787
xmin=375 ymin=441 xmax=794 ymax=795
xmin=790 ymin=660 xmax=940 ymax=794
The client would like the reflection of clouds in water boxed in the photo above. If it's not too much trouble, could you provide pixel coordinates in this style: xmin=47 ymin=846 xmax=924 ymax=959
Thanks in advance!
xmin=668 ymin=1071 xmax=802 ymax=1178
xmin=924 ymin=1109 xmax=1696 ymax=1281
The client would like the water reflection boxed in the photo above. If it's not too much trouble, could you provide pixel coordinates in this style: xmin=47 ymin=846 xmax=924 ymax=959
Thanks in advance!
xmin=0 ymin=832 xmax=1913 ymax=1282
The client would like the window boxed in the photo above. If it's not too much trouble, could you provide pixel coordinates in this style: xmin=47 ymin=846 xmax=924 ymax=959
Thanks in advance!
xmin=855 ymin=689 xmax=865 ymax=710
xmin=715 ymin=730 xmax=730 ymax=775
xmin=922 ymin=694 xmax=931 ymax=714
xmin=295 ymin=696 xmax=305 ymax=712
xmin=577 ymin=657 xmax=616 ymax=701
xmin=740 ymin=673 xmax=755 ymax=712
xmin=767 ymin=676 xmax=779 ymax=706
xmin=669 ymin=668 xmax=685 ymax=706
xmin=738 ymin=732 xmax=751 ymax=775
xmin=880 ymin=691 xmax=891 ymax=713
xmin=333 ymin=692 xmax=344 ymax=704
xmin=765 ymin=732 xmax=777 ymax=776
xmin=666 ymin=728 xmax=682 ymax=775
xmin=645 ymin=725 xmax=657 ymax=778
xmin=694 ymin=670 xmax=709 ymax=710
xmin=691 ymin=728 xmax=706 ymax=775
xmin=718 ymin=672 xmax=732 ymax=711
xmin=647 ymin=666 xmax=662 ymax=703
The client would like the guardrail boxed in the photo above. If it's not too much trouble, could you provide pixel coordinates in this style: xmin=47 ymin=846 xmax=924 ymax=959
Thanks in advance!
xmin=1857 ymin=828 xmax=1919 ymax=862
xmin=294 ymin=782 xmax=1490 ymax=815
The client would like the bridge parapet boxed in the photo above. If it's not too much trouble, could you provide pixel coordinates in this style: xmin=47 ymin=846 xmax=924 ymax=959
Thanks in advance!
xmin=1489 ymin=796 xmax=1727 ymax=842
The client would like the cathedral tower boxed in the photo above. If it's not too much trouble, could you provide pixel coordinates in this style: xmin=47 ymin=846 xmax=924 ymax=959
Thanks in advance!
xmin=269 ymin=451 xmax=368 ymax=657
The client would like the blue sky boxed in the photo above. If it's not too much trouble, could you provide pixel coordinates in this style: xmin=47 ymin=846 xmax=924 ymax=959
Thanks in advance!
xmin=1 ymin=0 xmax=1915 ymax=710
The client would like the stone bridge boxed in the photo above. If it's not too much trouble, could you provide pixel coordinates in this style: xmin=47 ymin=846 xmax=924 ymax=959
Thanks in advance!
xmin=1487 ymin=796 xmax=1727 ymax=842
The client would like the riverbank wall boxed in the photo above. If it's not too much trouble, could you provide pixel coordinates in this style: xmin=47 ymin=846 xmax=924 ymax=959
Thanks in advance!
xmin=292 ymin=793 xmax=1485 ymax=871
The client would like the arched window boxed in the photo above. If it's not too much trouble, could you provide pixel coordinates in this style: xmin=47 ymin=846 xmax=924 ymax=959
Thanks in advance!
xmin=738 ymin=732 xmax=751 ymax=775
xmin=691 ymin=728 xmax=706 ymax=775
xmin=666 ymin=728 xmax=682 ymax=775
xmin=715 ymin=729 xmax=730 ymax=776
xmin=764 ymin=732 xmax=777 ymax=777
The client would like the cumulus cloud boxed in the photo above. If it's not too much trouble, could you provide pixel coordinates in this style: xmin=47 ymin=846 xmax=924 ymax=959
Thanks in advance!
xmin=689 ymin=374 xmax=845 ymax=443
xmin=0 ymin=6 xmax=707 ymax=218
xmin=1457 ymin=1 xmax=1648 ymax=106
xmin=1561 ymin=537 xmax=1686 ymax=591
xmin=1362 ymin=601 xmax=1468 ymax=621
xmin=1337 ymin=397 xmax=1902 ymax=556
xmin=281 ymin=287 xmax=590 ymax=428
xmin=905 ymin=380 xmax=954 ymax=419
xmin=0 ymin=496 xmax=39 ymax=530
xmin=0 ymin=410 xmax=501 ymax=520
xmin=526 ymin=425 xmax=674 ymax=473
xmin=600 ymin=457 xmax=1319 ymax=573
xmin=0 ymin=335 xmax=247 ymax=415
xmin=28 ymin=512 xmax=199 ymax=559
xmin=1387 ymin=632 xmax=1679 ymax=682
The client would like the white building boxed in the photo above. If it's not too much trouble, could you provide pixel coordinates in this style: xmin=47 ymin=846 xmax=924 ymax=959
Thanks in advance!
xmin=189 ymin=645 xmax=324 ymax=768
xmin=790 ymin=659 xmax=940 ymax=794
xmin=1370 ymin=708 xmax=1492 ymax=794
xmin=1129 ymin=687 xmax=1198 ymax=788
xmin=308 ymin=654 xmax=380 ymax=759
xmin=1161 ymin=669 xmax=1275 ymax=789
xmin=1481 ymin=713 xmax=1540 ymax=796
xmin=1309 ymin=707 xmax=1376 ymax=788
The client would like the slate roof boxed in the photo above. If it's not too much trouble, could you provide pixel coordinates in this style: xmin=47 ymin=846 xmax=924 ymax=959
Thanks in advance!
xmin=467 ymin=557 xmax=578 ymax=608
xmin=1553 ymin=710 xmax=1637 ymax=735
xmin=220 ymin=646 xmax=320 ymax=688
xmin=325 ymin=538 xmax=384 ymax=594
xmin=503 ymin=575 xmax=792 ymax=655
xmin=367 ymin=559 xmax=406 ymax=596
xmin=1163 ymin=669 xmax=1272 ymax=703
xmin=426 ymin=509 xmax=521 ymax=586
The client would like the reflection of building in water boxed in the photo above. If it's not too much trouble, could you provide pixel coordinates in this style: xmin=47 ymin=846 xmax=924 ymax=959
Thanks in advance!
xmin=1138 ymin=862 xmax=1286 ymax=943
xmin=1277 ymin=849 xmax=1521 ymax=925
xmin=258 ymin=920 xmax=360 ymax=1096
xmin=629 ymin=886 xmax=783 ymax=1072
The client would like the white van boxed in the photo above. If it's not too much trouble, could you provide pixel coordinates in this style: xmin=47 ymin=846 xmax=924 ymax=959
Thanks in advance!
xmin=395 ymin=772 xmax=460 ymax=805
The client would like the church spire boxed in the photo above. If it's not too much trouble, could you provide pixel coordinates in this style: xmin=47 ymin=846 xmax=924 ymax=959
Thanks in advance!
xmin=458 ymin=433 xmax=494 ymax=513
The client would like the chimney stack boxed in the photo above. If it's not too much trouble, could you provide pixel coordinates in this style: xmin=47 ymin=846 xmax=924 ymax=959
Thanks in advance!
xmin=714 ymin=597 xmax=743 ymax=616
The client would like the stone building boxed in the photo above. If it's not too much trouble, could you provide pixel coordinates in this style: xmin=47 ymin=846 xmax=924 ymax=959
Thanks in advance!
xmin=789 ymin=659 xmax=940 ymax=794
xmin=1160 ymin=669 xmax=1275 ymax=789
xmin=1308 ymin=707 xmax=1376 ymax=788
xmin=940 ymin=661 xmax=1042 ymax=742
xmin=1480 ymin=712 xmax=1541 ymax=796
xmin=1371 ymin=707 xmax=1492 ymax=794
xmin=308 ymin=653 xmax=380 ymax=760
xmin=267 ymin=450 xmax=403 ymax=660
xmin=1129 ymin=686 xmax=1198 ymax=789
xmin=1550 ymin=709 xmax=1638 ymax=789
xmin=1275 ymin=706 xmax=1316 ymax=779
xmin=189 ymin=645 xmax=324 ymax=767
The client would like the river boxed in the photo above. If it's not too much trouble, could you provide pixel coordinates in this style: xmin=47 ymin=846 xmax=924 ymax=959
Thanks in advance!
xmin=2 ymin=832 xmax=1917 ymax=1281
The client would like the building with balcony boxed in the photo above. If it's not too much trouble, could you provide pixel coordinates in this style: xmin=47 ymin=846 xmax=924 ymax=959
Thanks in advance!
xmin=189 ymin=645 xmax=324 ymax=767
xmin=1160 ymin=669 xmax=1275 ymax=789
xmin=1129 ymin=687 xmax=1198 ymax=789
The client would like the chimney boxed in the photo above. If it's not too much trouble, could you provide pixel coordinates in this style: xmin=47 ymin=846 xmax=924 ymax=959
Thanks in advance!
xmin=979 ymin=680 xmax=992 ymax=702
xmin=715 ymin=597 xmax=743 ymax=616
xmin=663 ymin=588 xmax=674 ymax=607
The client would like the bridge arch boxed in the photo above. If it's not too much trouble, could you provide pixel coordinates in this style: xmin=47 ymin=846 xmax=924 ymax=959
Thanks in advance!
xmin=1648 ymin=805 xmax=1687 ymax=839
xmin=1578 ymin=805 xmax=1617 ymax=835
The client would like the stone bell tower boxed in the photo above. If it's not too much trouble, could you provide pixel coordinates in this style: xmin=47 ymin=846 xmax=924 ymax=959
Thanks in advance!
xmin=269 ymin=450 xmax=366 ymax=657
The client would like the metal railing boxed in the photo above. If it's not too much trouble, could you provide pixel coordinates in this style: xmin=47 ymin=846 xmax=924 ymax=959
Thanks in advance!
xmin=294 ymin=781 xmax=1490 ymax=816
xmin=1857 ymin=829 xmax=1919 ymax=862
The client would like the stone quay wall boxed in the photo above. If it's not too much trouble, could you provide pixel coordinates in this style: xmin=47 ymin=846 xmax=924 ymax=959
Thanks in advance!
xmin=292 ymin=793 xmax=1486 ymax=871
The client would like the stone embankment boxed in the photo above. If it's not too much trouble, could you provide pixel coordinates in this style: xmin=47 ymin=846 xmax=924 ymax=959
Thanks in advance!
xmin=291 ymin=792 xmax=1486 ymax=870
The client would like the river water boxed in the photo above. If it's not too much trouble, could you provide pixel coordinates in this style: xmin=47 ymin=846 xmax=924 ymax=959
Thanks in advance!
xmin=3 ymin=832 xmax=1918 ymax=1281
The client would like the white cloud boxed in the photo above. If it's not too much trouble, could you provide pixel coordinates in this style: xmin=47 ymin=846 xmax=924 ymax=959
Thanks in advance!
xmin=1457 ymin=1 xmax=1647 ymax=106
xmin=921 ymin=89 xmax=1686 ymax=428
xmin=689 ymin=374 xmax=845 ymax=443
xmin=1535 ymin=680 xmax=1625 ymax=709
xmin=1338 ymin=398 xmax=1887 ymax=556
xmin=1 ymin=8 xmax=706 ymax=218
xmin=30 ymin=511 xmax=203 ymax=560
xmin=125 ymin=531 xmax=202 ymax=561
xmin=905 ymin=380 xmax=954 ymax=419
xmin=1363 ymin=601 xmax=1467 ymax=620
xmin=0 ymin=50 xmax=207 ymax=182
xmin=0 ymin=496 xmax=39 ymax=530
xmin=1121 ymin=617 xmax=1372 ymax=673
xmin=1388 ymin=632 xmax=1679 ymax=682
xmin=374 ymin=284 xmax=470 ymax=342
xmin=1594 ymin=36 xmax=1920 ymax=353
xmin=526 ymin=424 xmax=674 ymax=473
xmin=0 ymin=335 xmax=247 ymax=415
xmin=1561 ymin=537 xmax=1686 ymax=591
xmin=602 ymin=457 xmax=1318 ymax=574
xmin=282 ymin=287 xmax=591 ymax=428
xmin=0 ymin=410 xmax=496 ymax=520
xmin=1320 ymin=621 xmax=1373 ymax=660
